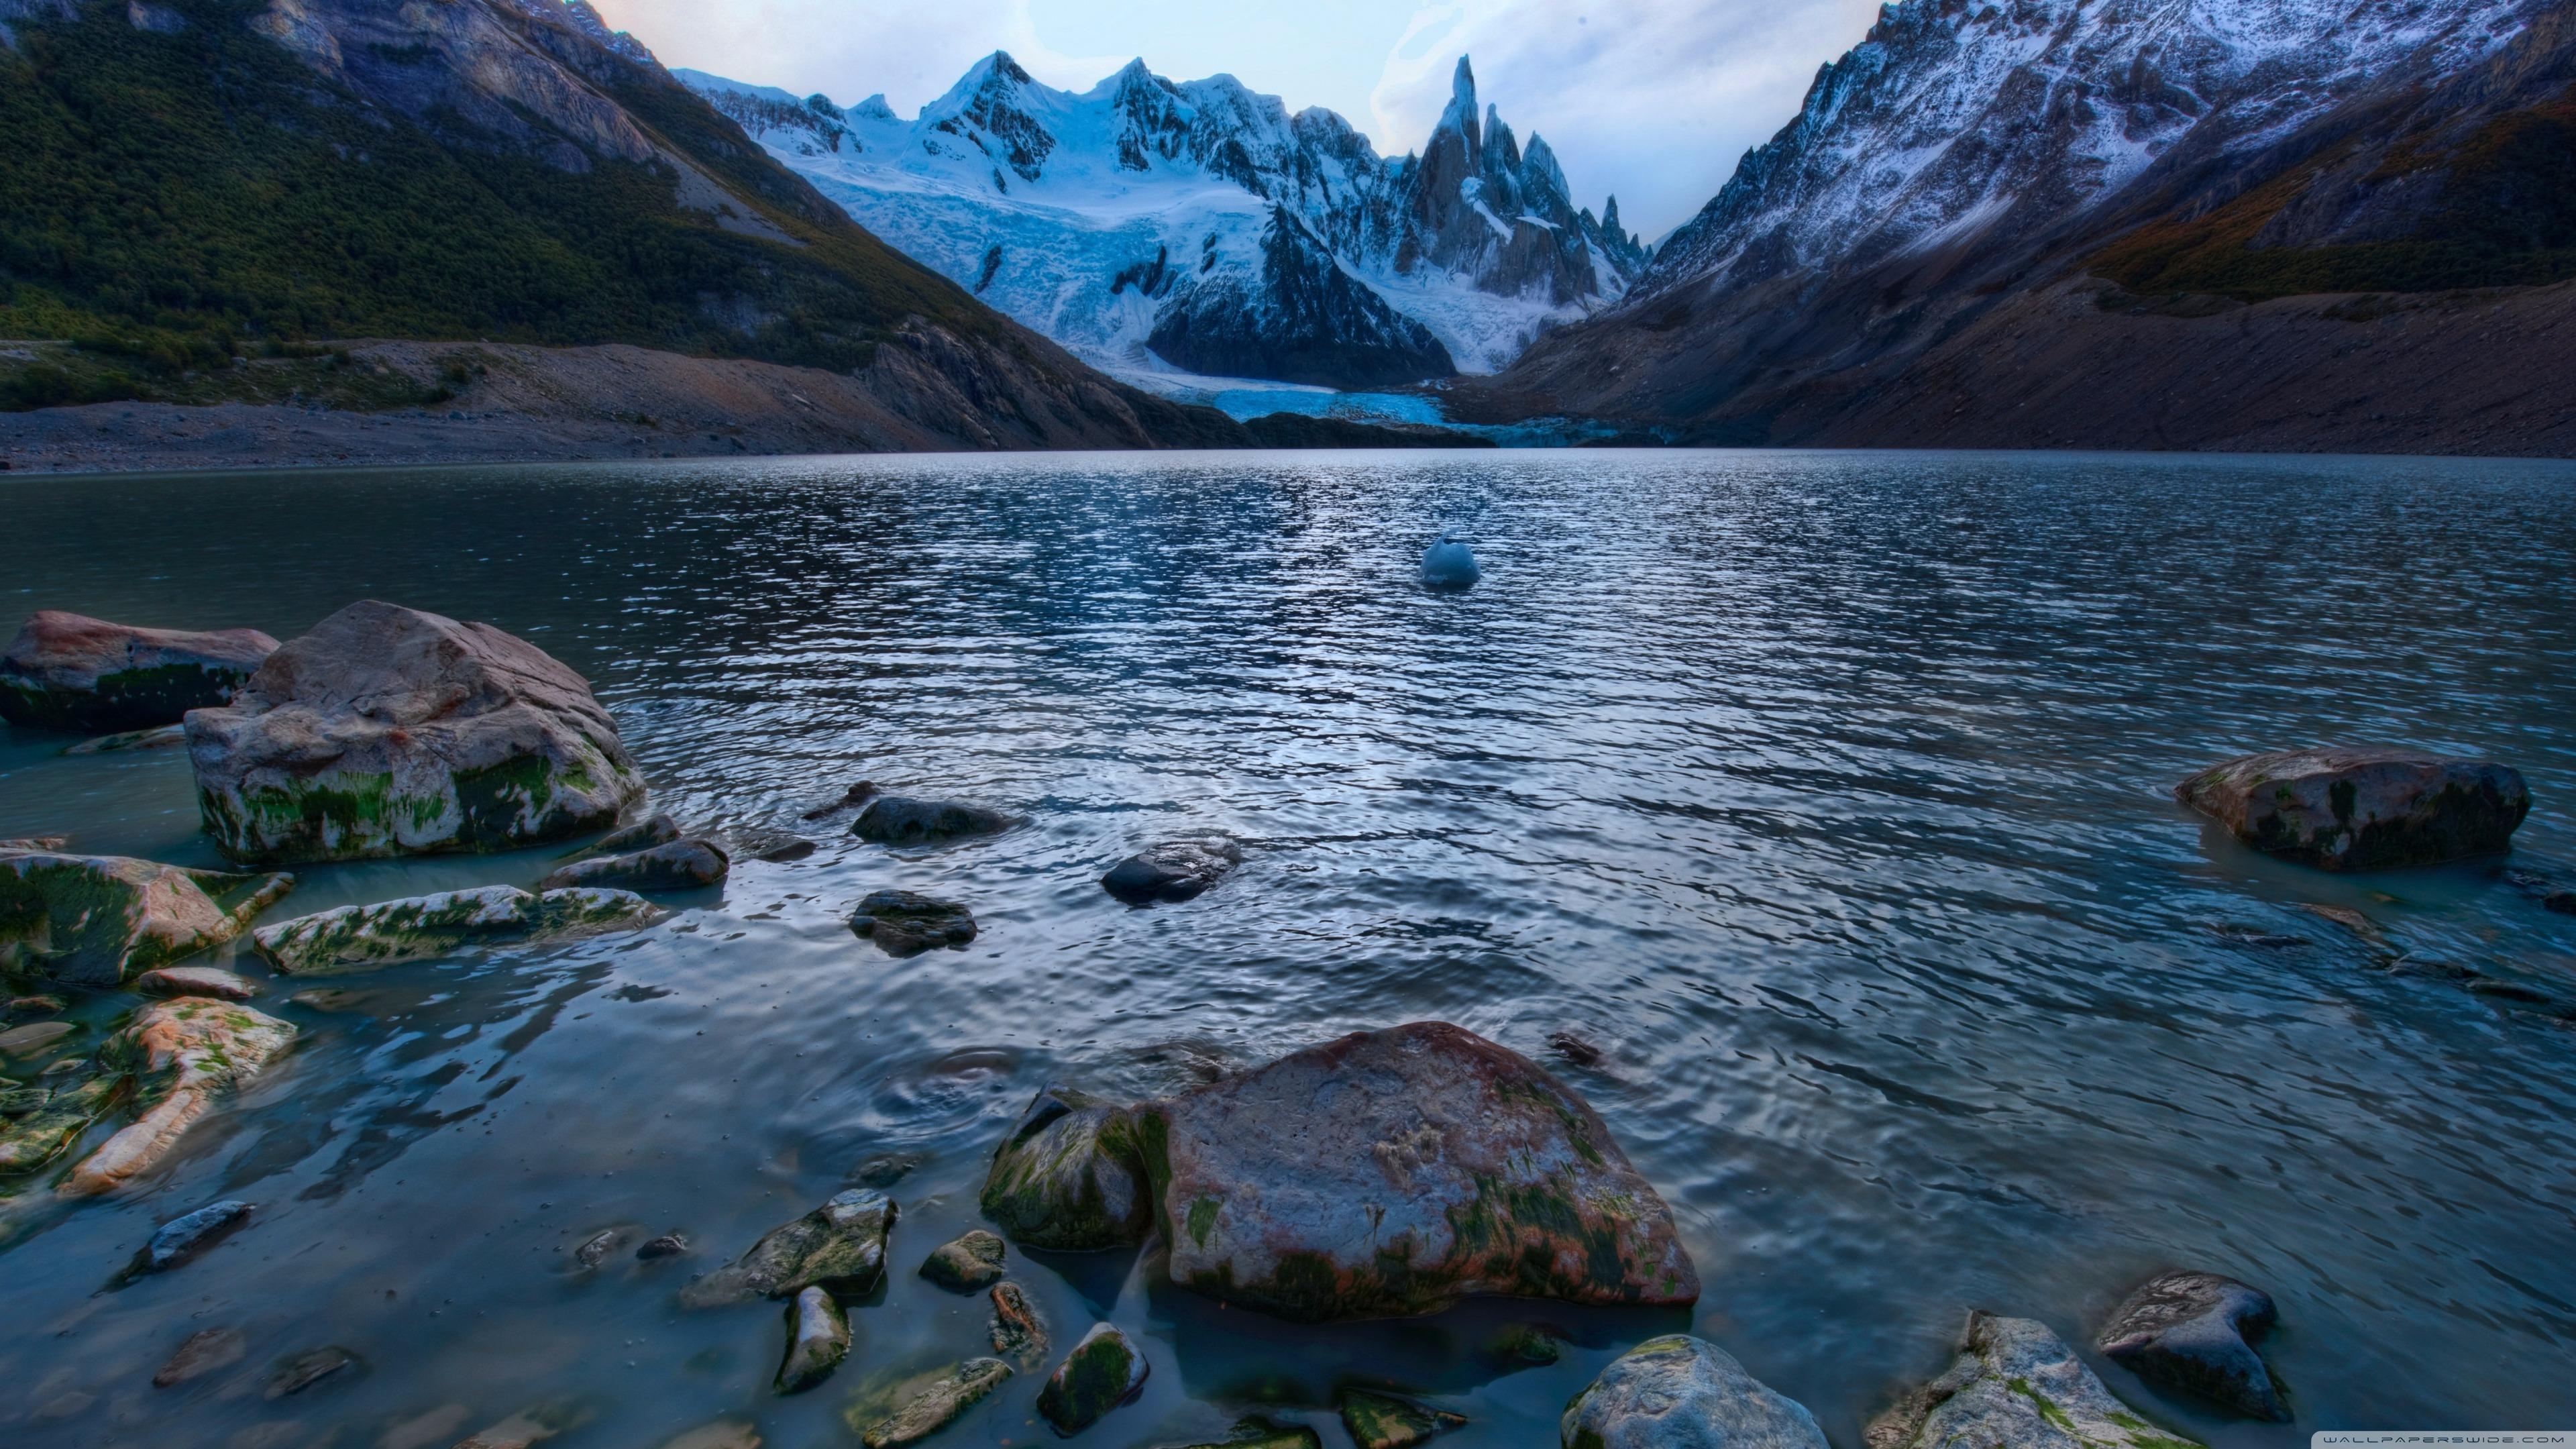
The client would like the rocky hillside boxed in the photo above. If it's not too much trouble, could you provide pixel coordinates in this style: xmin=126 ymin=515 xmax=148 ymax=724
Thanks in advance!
xmin=1470 ymin=0 xmax=2576 ymax=455
xmin=684 ymin=54 xmax=1650 ymax=389
xmin=0 ymin=0 xmax=1247 ymax=450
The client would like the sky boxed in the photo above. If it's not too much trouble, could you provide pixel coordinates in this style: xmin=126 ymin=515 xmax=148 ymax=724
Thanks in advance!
xmin=590 ymin=0 xmax=1886 ymax=239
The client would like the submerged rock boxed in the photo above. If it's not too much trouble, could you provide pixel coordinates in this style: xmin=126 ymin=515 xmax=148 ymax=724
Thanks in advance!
xmin=537 ymin=838 xmax=731 ymax=894
xmin=0 ymin=1074 xmax=118 ymax=1174
xmin=0 ymin=846 xmax=294 ymax=986
xmin=574 ymin=1226 xmax=636 ymax=1269
xmin=1036 ymin=1323 xmax=1150 ymax=1436
xmin=1420 ymin=535 xmax=1481 ymax=590
xmin=2098 ymin=1271 xmax=2288 ymax=1421
xmin=920 ymin=1229 xmax=1007 ymax=1291
xmin=682 ymin=1188 xmax=898 ymax=1307
xmin=185 ymin=600 xmax=646 ymax=865
xmin=988 ymin=1280 xmax=1050 ymax=1370
xmin=847 ymin=1358 xmax=1014 ymax=1449
xmin=851 ymin=796 xmax=1016 ymax=847
xmin=760 ymin=840 xmax=819 ymax=863
xmin=1146 ymin=1022 xmax=1699 ymax=1320
xmin=122 ymin=1198 xmax=254 ymax=1279
xmin=62 ymin=723 xmax=189 ymax=756
xmin=0 ymin=610 xmax=278 ymax=734
xmin=455 ymin=1403 xmax=588 ymax=1449
xmin=1102 ymin=839 xmax=1242 ymax=906
xmin=804 ymin=781 xmax=882 ymax=820
xmin=152 ymin=1326 xmax=248 ymax=1387
xmin=251 ymin=885 xmax=661 ymax=974
xmin=979 ymin=1084 xmax=1152 ymax=1251
xmin=7 ymin=992 xmax=68 ymax=1014
xmin=0 ymin=1020 xmax=74 ymax=1057
xmin=264 ymin=1344 xmax=363 ymax=1398
xmin=777 ymin=1285 xmax=853 ymax=1393
xmin=65 ymin=999 xmax=297 ymax=1195
xmin=1865 ymin=1314 xmax=2200 ymax=1449
xmin=1564 ymin=1336 xmax=1825 ymax=1449
xmin=1488 ymin=1324 xmax=1563 ymax=1369
xmin=851 ymin=890 xmax=977 ymax=956
xmin=1342 ymin=1390 xmax=1466 ymax=1449
xmin=638 ymin=1232 xmax=691 ymax=1260
xmin=1165 ymin=1421 xmax=1321 ymax=1449
xmin=2177 ymin=747 xmax=2529 ymax=871
xmin=657 ymin=1422 xmax=761 ymax=1449
xmin=566 ymin=812 xmax=683 ymax=859
xmin=135 ymin=965 xmax=260 ymax=1002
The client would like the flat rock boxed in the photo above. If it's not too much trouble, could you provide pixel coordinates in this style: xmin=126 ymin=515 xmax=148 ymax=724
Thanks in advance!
xmin=851 ymin=890 xmax=977 ymax=956
xmin=264 ymin=1344 xmax=362 ymax=1398
xmin=1343 ymin=1390 xmax=1466 ymax=1449
xmin=1564 ymin=1336 xmax=1825 ymax=1449
xmin=0 ymin=847 xmax=294 ymax=985
xmin=1102 ymin=839 xmax=1242 ymax=905
xmin=251 ymin=885 xmax=661 ymax=974
xmin=62 ymin=723 xmax=189 ymax=755
xmin=153 ymin=1326 xmax=248 ymax=1387
xmin=124 ymin=1197 xmax=255 ymax=1279
xmin=1145 ymin=1022 xmax=1700 ymax=1320
xmin=65 ymin=999 xmax=297 ymax=1195
xmin=777 ymin=1285 xmax=852 ymax=1393
xmin=455 ymin=1403 xmax=588 ymax=1449
xmin=6 ymin=992 xmax=67 ymax=1014
xmin=1 ymin=610 xmax=278 ymax=733
xmin=135 ymin=965 xmax=260 ymax=1001
xmin=1865 ymin=1314 xmax=2202 ymax=1449
xmin=2098 ymin=1271 xmax=2288 ymax=1421
xmin=184 ymin=600 xmax=646 ymax=864
xmin=2177 ymin=747 xmax=2529 ymax=871
xmin=846 ymin=1358 xmax=1014 ymax=1449
xmin=658 ymin=1421 xmax=762 ymax=1449
xmin=0 ymin=1020 xmax=74 ymax=1057
xmin=851 ymin=796 xmax=1016 ymax=847
xmin=920 ymin=1229 xmax=1007 ymax=1291
xmin=987 ymin=1280 xmax=1049 ymax=1370
xmin=537 ymin=838 xmax=731 ymax=894
xmin=681 ymin=1188 xmax=897 ymax=1307
xmin=979 ymin=1084 xmax=1152 ymax=1251
xmin=1036 ymin=1323 xmax=1149 ymax=1436
xmin=1163 ymin=1421 xmax=1322 ymax=1449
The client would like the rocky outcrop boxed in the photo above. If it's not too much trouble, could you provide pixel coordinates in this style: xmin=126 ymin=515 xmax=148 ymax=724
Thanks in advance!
xmin=537 ymin=838 xmax=730 ymax=894
xmin=846 ymin=1358 xmax=1014 ymax=1449
xmin=850 ymin=891 xmax=979 ymax=957
xmin=185 ymin=601 xmax=647 ymax=865
xmin=251 ymin=885 xmax=661 ymax=974
xmin=1563 ymin=1336 xmax=1825 ymax=1449
xmin=0 ymin=611 xmax=277 ymax=733
xmin=1036 ymin=1324 xmax=1149 ymax=1436
xmin=1102 ymin=839 xmax=1241 ymax=906
xmin=775 ymin=1286 xmax=851 ymax=1393
xmin=681 ymin=1188 xmax=897 ymax=1307
xmin=0 ymin=847 xmax=294 ymax=985
xmin=1343 ymin=1391 xmax=1466 ymax=1449
xmin=920 ymin=1230 xmax=1007 ymax=1291
xmin=64 ymin=998 xmax=297 ymax=1195
xmin=979 ymin=1084 xmax=1152 ymax=1251
xmin=851 ymin=796 xmax=1017 ymax=847
xmin=2098 ymin=1271 xmax=2288 ymax=1421
xmin=1146 ymin=210 xmax=1457 ymax=389
xmin=2177 ymin=747 xmax=2529 ymax=870
xmin=1865 ymin=1314 xmax=2201 ymax=1449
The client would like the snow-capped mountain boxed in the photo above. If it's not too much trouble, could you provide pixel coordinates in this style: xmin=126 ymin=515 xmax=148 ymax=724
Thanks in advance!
xmin=680 ymin=55 xmax=1650 ymax=390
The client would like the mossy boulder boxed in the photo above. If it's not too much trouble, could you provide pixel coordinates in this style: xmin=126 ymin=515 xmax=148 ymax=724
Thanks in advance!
xmin=851 ymin=890 xmax=978 ymax=957
xmin=250 ymin=885 xmax=661 ymax=974
xmin=63 ymin=998 xmax=297 ymax=1195
xmin=0 ymin=610 xmax=278 ymax=734
xmin=845 ymin=1358 xmax=1014 ymax=1449
xmin=184 ymin=600 xmax=645 ymax=865
xmin=1035 ymin=1323 xmax=1149 ymax=1436
xmin=920 ymin=1229 xmax=1007 ymax=1291
xmin=979 ymin=1084 xmax=1152 ymax=1251
xmin=537 ymin=838 xmax=730 ymax=894
xmin=776 ymin=1285 xmax=852 ymax=1394
xmin=1142 ymin=1022 xmax=1701 ymax=1322
xmin=0 ymin=847 xmax=295 ymax=986
xmin=1342 ymin=1390 xmax=1466 ymax=1449
xmin=1864 ymin=1314 xmax=2203 ymax=1449
xmin=682 ymin=1188 xmax=898 ymax=1308
xmin=2177 ymin=747 xmax=2529 ymax=871
xmin=1564 ymin=1336 xmax=1825 ymax=1449
xmin=2098 ymin=1271 xmax=2288 ymax=1421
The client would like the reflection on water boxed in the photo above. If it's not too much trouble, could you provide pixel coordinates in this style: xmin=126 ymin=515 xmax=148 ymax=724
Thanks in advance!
xmin=1 ymin=449 xmax=2574 ymax=1448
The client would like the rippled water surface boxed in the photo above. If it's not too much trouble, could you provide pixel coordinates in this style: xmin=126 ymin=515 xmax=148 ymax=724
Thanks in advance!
xmin=3 ymin=450 xmax=2574 ymax=1449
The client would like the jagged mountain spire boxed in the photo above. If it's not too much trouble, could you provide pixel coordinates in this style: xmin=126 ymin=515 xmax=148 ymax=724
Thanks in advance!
xmin=1436 ymin=55 xmax=1481 ymax=158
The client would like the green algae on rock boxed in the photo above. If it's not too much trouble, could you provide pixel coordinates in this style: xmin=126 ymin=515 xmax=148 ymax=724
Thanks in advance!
xmin=850 ymin=890 xmax=978 ymax=956
xmin=2177 ymin=747 xmax=2529 ymax=870
xmin=919 ymin=1229 xmax=1007 ymax=1291
xmin=250 ymin=886 xmax=661 ymax=975
xmin=845 ymin=1358 xmax=1014 ymax=1449
xmin=0 ymin=847 xmax=295 ymax=986
xmin=776 ymin=1285 xmax=852 ymax=1394
xmin=1864 ymin=1314 xmax=2204 ymax=1449
xmin=0 ymin=610 xmax=278 ymax=735
xmin=1564 ymin=1336 xmax=1827 ymax=1449
xmin=1036 ymin=1323 xmax=1150 ymax=1436
xmin=979 ymin=1084 xmax=1152 ymax=1251
xmin=184 ymin=601 xmax=645 ymax=865
xmin=64 ymin=998 xmax=297 ymax=1195
xmin=0 ymin=1074 xmax=121 ymax=1176
xmin=682 ymin=1188 xmax=898 ymax=1308
xmin=1342 ymin=1389 xmax=1466 ymax=1449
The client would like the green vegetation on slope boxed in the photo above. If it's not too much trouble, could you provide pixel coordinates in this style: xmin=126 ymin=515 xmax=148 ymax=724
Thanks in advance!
xmin=0 ymin=0 xmax=997 ymax=402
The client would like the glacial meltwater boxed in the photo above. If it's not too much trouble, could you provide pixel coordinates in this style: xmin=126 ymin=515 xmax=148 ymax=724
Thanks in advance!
xmin=3 ymin=449 xmax=2574 ymax=1448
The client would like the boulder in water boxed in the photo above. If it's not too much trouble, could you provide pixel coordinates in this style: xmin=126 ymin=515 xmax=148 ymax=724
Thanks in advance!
xmin=920 ymin=1230 xmax=1007 ymax=1292
xmin=2096 ymin=1271 xmax=2288 ymax=1421
xmin=1420 ymin=535 xmax=1480 ymax=590
xmin=1036 ymin=1323 xmax=1149 ymax=1435
xmin=2176 ymin=747 xmax=2528 ymax=870
xmin=0 ymin=846 xmax=294 ymax=986
xmin=537 ymin=838 xmax=731 ymax=894
xmin=1102 ymin=839 xmax=1242 ymax=905
xmin=979 ymin=1083 xmax=1152 ymax=1251
xmin=185 ymin=600 xmax=646 ymax=865
xmin=65 ymin=998 xmax=297 ymax=1195
xmin=0 ymin=1020 xmax=74 ymax=1057
xmin=1 ymin=610 xmax=278 ymax=734
xmin=846 ymin=1358 xmax=1014 ymax=1449
xmin=565 ymin=812 xmax=682 ymax=859
xmin=252 ymin=885 xmax=661 ymax=974
xmin=681 ymin=1188 xmax=898 ymax=1307
xmin=1563 ymin=1336 xmax=1825 ymax=1449
xmin=987 ymin=1281 xmax=1049 ymax=1369
xmin=1342 ymin=1390 xmax=1466 ymax=1449
xmin=776 ymin=1285 xmax=853 ymax=1393
xmin=134 ymin=965 xmax=260 ymax=1002
xmin=851 ymin=890 xmax=977 ymax=956
xmin=851 ymin=796 xmax=1017 ymax=847
xmin=1864 ymin=1314 xmax=2202 ymax=1449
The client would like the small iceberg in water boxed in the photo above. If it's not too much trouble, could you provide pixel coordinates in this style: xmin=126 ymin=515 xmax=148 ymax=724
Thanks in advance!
xmin=1421 ymin=533 xmax=1481 ymax=590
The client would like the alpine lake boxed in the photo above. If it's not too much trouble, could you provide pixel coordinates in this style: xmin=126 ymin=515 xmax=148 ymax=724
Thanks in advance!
xmin=3 ymin=449 xmax=2574 ymax=1448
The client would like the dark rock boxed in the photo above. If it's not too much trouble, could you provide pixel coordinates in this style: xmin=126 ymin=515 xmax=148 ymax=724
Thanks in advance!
xmin=2206 ymin=924 xmax=2310 ymax=950
xmin=1144 ymin=1022 xmax=1699 ymax=1321
xmin=1036 ymin=1323 xmax=1150 ymax=1436
xmin=851 ymin=796 xmax=1016 ymax=847
xmin=264 ymin=1344 xmax=363 ymax=1398
xmin=1566 ymin=1336 xmax=1827 ymax=1449
xmin=920 ymin=1230 xmax=1007 ymax=1292
xmin=1146 ymin=208 xmax=1456 ymax=389
xmin=0 ymin=1074 xmax=116 ymax=1174
xmin=760 ymin=839 xmax=819 ymax=863
xmin=186 ymin=600 xmax=647 ymax=864
xmin=1866 ymin=1314 xmax=2200 ymax=1449
xmin=988 ymin=1280 xmax=1050 ymax=1370
xmin=851 ymin=890 xmax=977 ymax=956
xmin=574 ymin=1226 xmax=635 ymax=1269
xmin=123 ymin=1199 xmax=254 ymax=1279
xmin=2176 ymin=747 xmax=2529 ymax=871
xmin=851 ymin=1151 xmax=924 ymax=1188
xmin=680 ymin=1188 xmax=896 ymax=1307
xmin=1 ymin=610 xmax=278 ymax=734
xmin=134 ymin=965 xmax=260 ymax=1002
xmin=775 ymin=1285 xmax=851 ymax=1393
xmin=637 ymin=1232 xmax=690 ymax=1260
xmin=6 ymin=993 xmax=66 ymax=1015
xmin=2467 ymin=978 xmax=2554 ymax=1005
xmin=0 ymin=1084 xmax=52 ymax=1118
xmin=0 ymin=846 xmax=295 ymax=985
xmin=1102 ymin=839 xmax=1242 ymax=905
xmin=1487 ymin=1324 xmax=1562 ymax=1369
xmin=2098 ymin=1270 xmax=2288 ymax=1421
xmin=1546 ymin=1030 xmax=1604 ymax=1067
xmin=979 ymin=1084 xmax=1152 ymax=1251
xmin=537 ymin=838 xmax=731 ymax=894
xmin=153 ymin=1326 xmax=248 ymax=1388
xmin=570 ymin=812 xmax=682 ymax=859
xmin=1342 ymin=1390 xmax=1466 ymax=1449
xmin=804 ymin=781 xmax=882 ymax=820
xmin=2548 ymin=891 xmax=2576 ymax=916
xmin=846 ymin=1358 xmax=1015 ymax=1449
